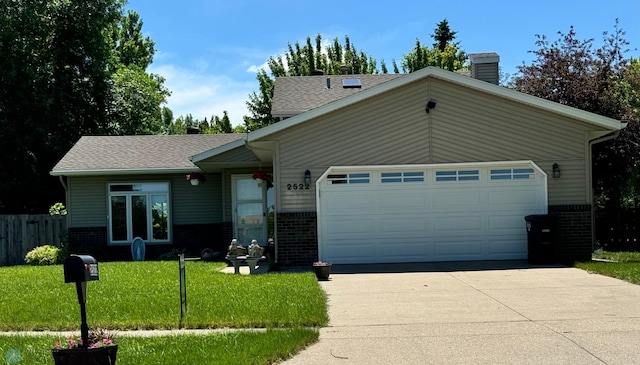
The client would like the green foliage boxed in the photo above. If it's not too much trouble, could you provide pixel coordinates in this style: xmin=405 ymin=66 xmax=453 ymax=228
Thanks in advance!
xmin=111 ymin=10 xmax=155 ymax=69
xmin=108 ymin=65 xmax=170 ymax=135
xmin=513 ymin=20 xmax=639 ymax=209
xmin=0 ymin=0 xmax=123 ymax=213
xmin=401 ymin=19 xmax=466 ymax=73
xmin=0 ymin=0 xmax=169 ymax=213
xmin=431 ymin=19 xmax=458 ymax=52
xmin=49 ymin=202 xmax=67 ymax=216
xmin=24 ymin=245 xmax=62 ymax=266
xmin=244 ymin=34 xmax=381 ymax=132
xmin=402 ymin=41 xmax=467 ymax=72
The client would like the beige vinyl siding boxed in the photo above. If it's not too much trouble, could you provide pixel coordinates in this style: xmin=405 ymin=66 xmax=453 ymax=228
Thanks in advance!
xmin=67 ymin=173 xmax=223 ymax=228
xmin=266 ymin=77 xmax=605 ymax=211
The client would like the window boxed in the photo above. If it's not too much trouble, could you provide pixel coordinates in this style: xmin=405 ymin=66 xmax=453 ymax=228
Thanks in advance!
xmin=108 ymin=182 xmax=170 ymax=244
xmin=435 ymin=170 xmax=479 ymax=182
xmin=327 ymin=173 xmax=370 ymax=184
xmin=381 ymin=171 xmax=425 ymax=183
xmin=490 ymin=168 xmax=535 ymax=180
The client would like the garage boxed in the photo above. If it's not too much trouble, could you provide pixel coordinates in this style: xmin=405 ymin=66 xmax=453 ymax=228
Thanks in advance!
xmin=317 ymin=161 xmax=548 ymax=264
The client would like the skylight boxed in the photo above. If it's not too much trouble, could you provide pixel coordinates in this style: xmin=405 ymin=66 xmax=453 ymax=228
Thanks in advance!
xmin=342 ymin=78 xmax=362 ymax=88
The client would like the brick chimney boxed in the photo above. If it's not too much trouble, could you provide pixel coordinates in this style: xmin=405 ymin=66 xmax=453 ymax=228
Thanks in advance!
xmin=469 ymin=52 xmax=500 ymax=85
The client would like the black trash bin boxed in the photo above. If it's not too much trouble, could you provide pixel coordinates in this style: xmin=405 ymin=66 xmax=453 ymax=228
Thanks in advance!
xmin=524 ymin=214 xmax=557 ymax=264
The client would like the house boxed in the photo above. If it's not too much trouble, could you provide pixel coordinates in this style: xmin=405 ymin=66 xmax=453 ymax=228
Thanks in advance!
xmin=51 ymin=53 xmax=625 ymax=265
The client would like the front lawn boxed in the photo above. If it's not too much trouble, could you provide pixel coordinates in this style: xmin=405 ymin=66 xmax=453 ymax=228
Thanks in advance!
xmin=575 ymin=251 xmax=640 ymax=285
xmin=0 ymin=261 xmax=328 ymax=330
xmin=0 ymin=329 xmax=318 ymax=365
xmin=0 ymin=261 xmax=328 ymax=364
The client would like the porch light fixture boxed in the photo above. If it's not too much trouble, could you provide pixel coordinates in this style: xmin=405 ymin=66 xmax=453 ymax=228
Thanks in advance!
xmin=425 ymin=100 xmax=437 ymax=113
xmin=552 ymin=163 xmax=560 ymax=178
xmin=304 ymin=169 xmax=311 ymax=185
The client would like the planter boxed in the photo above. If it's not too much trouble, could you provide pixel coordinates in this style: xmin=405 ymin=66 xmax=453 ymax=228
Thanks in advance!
xmin=313 ymin=263 xmax=332 ymax=281
xmin=52 ymin=345 xmax=118 ymax=365
xmin=190 ymin=179 xmax=200 ymax=186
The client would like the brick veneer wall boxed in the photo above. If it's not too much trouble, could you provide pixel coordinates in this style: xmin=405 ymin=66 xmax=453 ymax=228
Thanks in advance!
xmin=276 ymin=212 xmax=317 ymax=267
xmin=69 ymin=223 xmax=226 ymax=261
xmin=548 ymin=205 xmax=592 ymax=263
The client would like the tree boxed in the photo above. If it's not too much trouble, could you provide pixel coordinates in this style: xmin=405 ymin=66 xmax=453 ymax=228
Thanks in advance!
xmin=0 ymin=0 xmax=124 ymax=213
xmin=431 ymin=19 xmax=458 ymax=52
xmin=107 ymin=65 xmax=170 ymax=135
xmin=513 ymin=21 xmax=639 ymax=209
xmin=244 ymin=34 xmax=380 ymax=131
xmin=0 ymin=0 xmax=166 ymax=213
xmin=111 ymin=10 xmax=155 ymax=69
xmin=401 ymin=20 xmax=466 ymax=73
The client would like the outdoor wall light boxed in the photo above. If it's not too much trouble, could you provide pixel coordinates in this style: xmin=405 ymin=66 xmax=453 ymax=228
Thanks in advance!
xmin=552 ymin=163 xmax=560 ymax=178
xmin=304 ymin=169 xmax=311 ymax=185
xmin=425 ymin=100 xmax=437 ymax=113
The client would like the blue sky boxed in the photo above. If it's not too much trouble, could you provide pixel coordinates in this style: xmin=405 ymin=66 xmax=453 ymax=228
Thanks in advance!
xmin=126 ymin=0 xmax=640 ymax=126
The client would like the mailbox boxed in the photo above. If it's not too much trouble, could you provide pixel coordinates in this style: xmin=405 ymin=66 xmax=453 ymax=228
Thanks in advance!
xmin=64 ymin=255 xmax=99 ymax=283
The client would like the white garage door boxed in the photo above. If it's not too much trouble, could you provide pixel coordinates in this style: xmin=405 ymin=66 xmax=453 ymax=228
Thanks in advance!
xmin=317 ymin=161 xmax=547 ymax=264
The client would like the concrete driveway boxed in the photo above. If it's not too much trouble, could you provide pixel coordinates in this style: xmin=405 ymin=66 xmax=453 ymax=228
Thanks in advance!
xmin=282 ymin=261 xmax=640 ymax=365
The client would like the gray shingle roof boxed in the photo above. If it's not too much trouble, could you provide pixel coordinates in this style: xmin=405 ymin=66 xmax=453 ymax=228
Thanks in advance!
xmin=51 ymin=134 xmax=244 ymax=174
xmin=271 ymin=74 xmax=403 ymax=117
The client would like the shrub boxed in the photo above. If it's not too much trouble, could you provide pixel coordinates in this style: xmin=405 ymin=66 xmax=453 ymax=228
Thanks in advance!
xmin=25 ymin=245 xmax=62 ymax=265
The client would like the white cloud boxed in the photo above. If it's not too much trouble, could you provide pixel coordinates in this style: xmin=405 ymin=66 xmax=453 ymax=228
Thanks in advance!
xmin=149 ymin=63 xmax=255 ymax=127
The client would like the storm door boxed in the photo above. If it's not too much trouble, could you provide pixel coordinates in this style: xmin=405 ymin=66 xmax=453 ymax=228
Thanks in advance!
xmin=232 ymin=175 xmax=267 ymax=245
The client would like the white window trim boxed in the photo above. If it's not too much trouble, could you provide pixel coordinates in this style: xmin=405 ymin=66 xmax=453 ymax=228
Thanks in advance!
xmin=107 ymin=182 xmax=171 ymax=245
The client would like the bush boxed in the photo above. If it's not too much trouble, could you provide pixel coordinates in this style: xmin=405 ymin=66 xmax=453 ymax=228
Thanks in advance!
xmin=25 ymin=245 xmax=62 ymax=265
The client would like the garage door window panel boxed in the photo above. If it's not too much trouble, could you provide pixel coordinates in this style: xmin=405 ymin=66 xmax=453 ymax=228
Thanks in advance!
xmin=328 ymin=173 xmax=370 ymax=185
xmin=381 ymin=171 xmax=425 ymax=183
xmin=435 ymin=170 xmax=480 ymax=182
xmin=491 ymin=168 xmax=535 ymax=181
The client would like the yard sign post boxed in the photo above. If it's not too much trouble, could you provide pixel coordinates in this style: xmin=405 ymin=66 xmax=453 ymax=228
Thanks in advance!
xmin=179 ymin=254 xmax=187 ymax=325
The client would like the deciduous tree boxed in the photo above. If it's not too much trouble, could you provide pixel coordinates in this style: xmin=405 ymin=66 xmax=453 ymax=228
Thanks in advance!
xmin=513 ymin=21 xmax=639 ymax=209
xmin=244 ymin=34 xmax=380 ymax=131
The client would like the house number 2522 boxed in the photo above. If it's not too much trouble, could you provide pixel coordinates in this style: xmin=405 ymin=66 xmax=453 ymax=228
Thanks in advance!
xmin=286 ymin=183 xmax=310 ymax=190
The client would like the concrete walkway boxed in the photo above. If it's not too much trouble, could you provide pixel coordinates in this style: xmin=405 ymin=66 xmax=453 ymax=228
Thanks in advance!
xmin=282 ymin=261 xmax=640 ymax=365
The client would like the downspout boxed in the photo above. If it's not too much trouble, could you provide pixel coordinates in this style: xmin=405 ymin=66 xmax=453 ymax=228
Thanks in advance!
xmin=588 ymin=129 xmax=623 ymax=249
xmin=58 ymin=175 xmax=70 ymax=229
xmin=58 ymin=176 xmax=68 ymax=191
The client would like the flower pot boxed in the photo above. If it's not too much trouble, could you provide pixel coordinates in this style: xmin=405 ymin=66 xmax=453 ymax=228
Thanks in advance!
xmin=190 ymin=179 xmax=200 ymax=186
xmin=313 ymin=264 xmax=331 ymax=281
xmin=52 ymin=345 xmax=118 ymax=365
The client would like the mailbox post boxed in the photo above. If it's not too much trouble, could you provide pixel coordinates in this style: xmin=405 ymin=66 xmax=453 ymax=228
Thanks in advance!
xmin=63 ymin=255 xmax=99 ymax=348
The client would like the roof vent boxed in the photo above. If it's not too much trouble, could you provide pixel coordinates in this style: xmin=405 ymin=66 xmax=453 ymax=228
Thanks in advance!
xmin=342 ymin=78 xmax=362 ymax=88
xmin=311 ymin=69 xmax=324 ymax=75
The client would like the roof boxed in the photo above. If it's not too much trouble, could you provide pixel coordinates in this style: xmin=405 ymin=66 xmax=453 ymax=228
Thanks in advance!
xmin=271 ymin=73 xmax=403 ymax=117
xmin=193 ymin=66 xmax=624 ymax=164
xmin=51 ymin=134 xmax=244 ymax=176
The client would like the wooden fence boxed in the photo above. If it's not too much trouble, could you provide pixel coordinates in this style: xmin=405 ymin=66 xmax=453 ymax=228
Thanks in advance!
xmin=595 ymin=208 xmax=640 ymax=251
xmin=0 ymin=215 xmax=67 ymax=266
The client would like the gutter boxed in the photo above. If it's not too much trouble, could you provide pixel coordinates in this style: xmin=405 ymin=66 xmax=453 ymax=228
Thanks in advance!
xmin=50 ymin=167 xmax=202 ymax=177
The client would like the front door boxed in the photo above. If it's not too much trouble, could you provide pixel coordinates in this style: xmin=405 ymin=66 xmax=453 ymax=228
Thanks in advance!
xmin=232 ymin=175 xmax=267 ymax=245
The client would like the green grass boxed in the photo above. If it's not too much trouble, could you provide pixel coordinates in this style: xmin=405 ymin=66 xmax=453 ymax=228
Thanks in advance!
xmin=0 ymin=261 xmax=327 ymax=364
xmin=0 ymin=329 xmax=319 ymax=365
xmin=0 ymin=261 xmax=328 ymax=331
xmin=575 ymin=251 xmax=640 ymax=285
